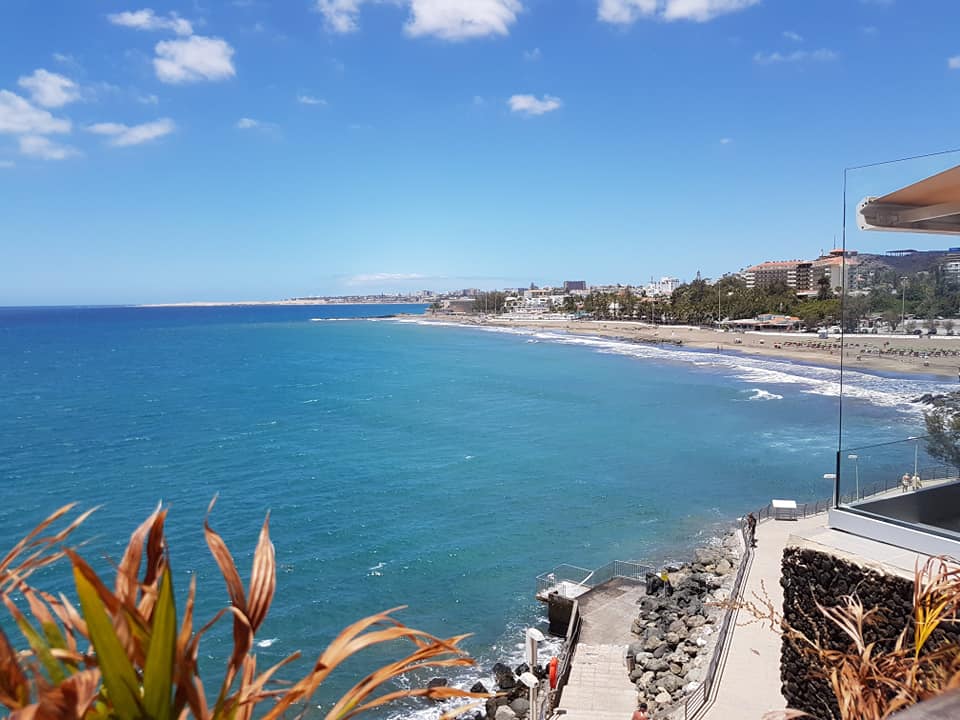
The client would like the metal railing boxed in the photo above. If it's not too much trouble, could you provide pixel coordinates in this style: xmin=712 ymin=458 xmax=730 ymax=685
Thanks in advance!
xmin=684 ymin=525 xmax=753 ymax=720
xmin=537 ymin=560 xmax=653 ymax=600
xmin=537 ymin=600 xmax=581 ymax=720
xmin=748 ymin=465 xmax=960 ymax=526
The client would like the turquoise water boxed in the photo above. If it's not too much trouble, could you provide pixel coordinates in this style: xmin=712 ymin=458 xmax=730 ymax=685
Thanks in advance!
xmin=0 ymin=306 xmax=950 ymax=717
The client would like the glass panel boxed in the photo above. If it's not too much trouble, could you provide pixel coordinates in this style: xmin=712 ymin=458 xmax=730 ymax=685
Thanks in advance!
xmin=838 ymin=151 xmax=960 ymax=545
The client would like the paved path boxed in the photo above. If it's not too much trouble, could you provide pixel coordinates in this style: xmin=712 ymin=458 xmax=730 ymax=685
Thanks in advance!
xmin=702 ymin=515 xmax=823 ymax=720
xmin=555 ymin=578 xmax=645 ymax=720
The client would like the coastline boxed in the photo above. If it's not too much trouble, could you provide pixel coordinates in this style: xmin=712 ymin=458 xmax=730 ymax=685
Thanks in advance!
xmin=138 ymin=300 xmax=427 ymax=308
xmin=409 ymin=314 xmax=960 ymax=380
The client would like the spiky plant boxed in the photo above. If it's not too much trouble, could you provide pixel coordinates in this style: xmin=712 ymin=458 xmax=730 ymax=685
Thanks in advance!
xmin=730 ymin=558 xmax=960 ymax=720
xmin=0 ymin=501 xmax=488 ymax=720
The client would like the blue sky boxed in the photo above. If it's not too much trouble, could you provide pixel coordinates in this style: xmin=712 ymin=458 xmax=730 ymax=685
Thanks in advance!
xmin=3 ymin=0 xmax=960 ymax=304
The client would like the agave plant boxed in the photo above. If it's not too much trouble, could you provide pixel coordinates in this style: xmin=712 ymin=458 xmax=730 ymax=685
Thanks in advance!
xmin=0 ymin=501 xmax=488 ymax=720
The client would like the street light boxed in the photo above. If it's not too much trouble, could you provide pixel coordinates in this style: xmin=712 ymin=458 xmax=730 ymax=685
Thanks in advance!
xmin=519 ymin=671 xmax=540 ymax=716
xmin=901 ymin=276 xmax=909 ymax=333
xmin=824 ymin=473 xmax=838 ymax=505
xmin=847 ymin=454 xmax=860 ymax=500
xmin=908 ymin=436 xmax=920 ymax=476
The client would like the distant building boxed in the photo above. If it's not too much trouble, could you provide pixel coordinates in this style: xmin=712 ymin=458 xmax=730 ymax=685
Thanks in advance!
xmin=742 ymin=260 xmax=807 ymax=290
xmin=941 ymin=248 xmax=960 ymax=284
xmin=563 ymin=280 xmax=587 ymax=292
xmin=811 ymin=249 xmax=860 ymax=294
xmin=743 ymin=249 xmax=859 ymax=295
xmin=644 ymin=277 xmax=681 ymax=297
xmin=442 ymin=298 xmax=476 ymax=314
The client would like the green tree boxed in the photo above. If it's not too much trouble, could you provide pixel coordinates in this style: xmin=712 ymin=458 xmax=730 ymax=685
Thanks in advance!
xmin=925 ymin=407 xmax=960 ymax=470
xmin=817 ymin=275 xmax=834 ymax=300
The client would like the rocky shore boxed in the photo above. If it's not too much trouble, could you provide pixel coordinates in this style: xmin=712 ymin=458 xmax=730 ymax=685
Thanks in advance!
xmin=627 ymin=533 xmax=743 ymax=718
xmin=447 ymin=531 xmax=743 ymax=720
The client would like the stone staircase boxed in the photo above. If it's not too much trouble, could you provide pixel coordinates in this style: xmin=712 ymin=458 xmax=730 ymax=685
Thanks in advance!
xmin=555 ymin=643 xmax=638 ymax=720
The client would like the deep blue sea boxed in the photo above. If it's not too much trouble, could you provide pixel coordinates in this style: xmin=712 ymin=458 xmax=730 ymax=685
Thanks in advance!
xmin=0 ymin=305 xmax=951 ymax=718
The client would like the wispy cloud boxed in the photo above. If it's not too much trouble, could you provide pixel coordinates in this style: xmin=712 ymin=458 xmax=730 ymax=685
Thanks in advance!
xmin=297 ymin=94 xmax=327 ymax=105
xmin=598 ymin=0 xmax=760 ymax=24
xmin=508 ymin=94 xmax=562 ymax=116
xmin=949 ymin=56 xmax=960 ymax=70
xmin=18 ymin=135 xmax=79 ymax=160
xmin=108 ymin=8 xmax=193 ymax=36
xmin=0 ymin=160 xmax=15 ymax=168
xmin=719 ymin=137 xmax=733 ymax=144
xmin=235 ymin=118 xmax=280 ymax=133
xmin=754 ymin=48 xmax=838 ymax=64
xmin=87 ymin=118 xmax=176 ymax=147
xmin=137 ymin=93 xmax=160 ymax=105
xmin=17 ymin=69 xmax=80 ymax=108
xmin=154 ymin=36 xmax=236 ymax=84
xmin=315 ymin=0 xmax=522 ymax=40
xmin=0 ymin=90 xmax=71 ymax=135
xmin=523 ymin=47 xmax=542 ymax=61
xmin=782 ymin=30 xmax=802 ymax=42
xmin=345 ymin=272 xmax=428 ymax=286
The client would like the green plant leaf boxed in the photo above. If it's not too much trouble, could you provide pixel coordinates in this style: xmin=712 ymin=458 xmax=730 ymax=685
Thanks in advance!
xmin=3 ymin=597 xmax=66 ymax=685
xmin=73 ymin=565 xmax=143 ymax=719
xmin=143 ymin=567 xmax=176 ymax=720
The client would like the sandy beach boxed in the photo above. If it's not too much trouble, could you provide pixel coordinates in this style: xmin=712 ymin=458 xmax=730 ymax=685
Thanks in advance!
xmin=415 ymin=314 xmax=960 ymax=380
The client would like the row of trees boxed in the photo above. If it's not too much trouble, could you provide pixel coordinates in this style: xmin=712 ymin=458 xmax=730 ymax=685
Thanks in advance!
xmin=456 ymin=268 xmax=960 ymax=331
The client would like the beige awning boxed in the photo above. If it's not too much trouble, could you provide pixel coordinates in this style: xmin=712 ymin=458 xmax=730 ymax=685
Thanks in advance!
xmin=858 ymin=163 xmax=960 ymax=235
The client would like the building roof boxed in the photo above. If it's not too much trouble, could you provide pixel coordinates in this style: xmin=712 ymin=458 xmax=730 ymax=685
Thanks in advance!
xmin=744 ymin=260 xmax=804 ymax=271
xmin=859 ymin=163 xmax=960 ymax=235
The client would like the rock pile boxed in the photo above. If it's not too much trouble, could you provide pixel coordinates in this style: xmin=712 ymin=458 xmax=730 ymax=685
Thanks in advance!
xmin=472 ymin=661 xmax=546 ymax=720
xmin=627 ymin=537 xmax=741 ymax=718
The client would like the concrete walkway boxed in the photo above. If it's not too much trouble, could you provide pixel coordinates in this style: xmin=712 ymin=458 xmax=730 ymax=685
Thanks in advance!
xmin=702 ymin=515 xmax=824 ymax=720
xmin=555 ymin=578 xmax=645 ymax=720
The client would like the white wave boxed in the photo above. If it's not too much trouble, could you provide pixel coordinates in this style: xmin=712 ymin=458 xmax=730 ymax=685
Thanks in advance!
xmin=464 ymin=455 xmax=474 ymax=461
xmin=367 ymin=561 xmax=385 ymax=577
xmin=400 ymin=320 xmax=954 ymax=415
xmin=747 ymin=388 xmax=783 ymax=401
xmin=255 ymin=637 xmax=278 ymax=648
xmin=382 ymin=618 xmax=564 ymax=720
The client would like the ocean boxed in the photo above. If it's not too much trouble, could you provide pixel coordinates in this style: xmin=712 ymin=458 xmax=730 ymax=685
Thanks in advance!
xmin=0 ymin=305 xmax=950 ymax=718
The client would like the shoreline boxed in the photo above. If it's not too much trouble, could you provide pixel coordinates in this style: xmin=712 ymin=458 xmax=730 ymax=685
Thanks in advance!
xmin=409 ymin=314 xmax=960 ymax=380
xmin=138 ymin=300 xmax=427 ymax=308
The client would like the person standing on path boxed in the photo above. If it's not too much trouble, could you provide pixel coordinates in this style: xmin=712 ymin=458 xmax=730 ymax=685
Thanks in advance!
xmin=746 ymin=512 xmax=757 ymax=548
xmin=632 ymin=701 xmax=650 ymax=720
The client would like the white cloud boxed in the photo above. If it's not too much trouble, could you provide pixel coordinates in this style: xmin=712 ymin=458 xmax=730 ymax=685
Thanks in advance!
xmin=154 ymin=36 xmax=236 ymax=84
xmin=598 ymin=0 xmax=656 ymax=23
xmin=297 ymin=94 xmax=327 ymax=105
xmin=17 ymin=69 xmax=81 ymax=108
xmin=87 ymin=118 xmax=175 ymax=147
xmin=598 ymin=0 xmax=759 ymax=24
xmin=346 ymin=272 xmax=427 ymax=285
xmin=0 ymin=91 xmax=71 ymax=135
xmin=18 ymin=135 xmax=79 ymax=160
xmin=523 ymin=47 xmax=541 ymax=61
xmin=782 ymin=30 xmax=803 ymax=42
xmin=236 ymin=117 xmax=261 ymax=129
xmin=508 ymin=94 xmax=562 ymax=116
xmin=108 ymin=9 xmax=193 ymax=36
xmin=949 ymin=56 xmax=960 ymax=70
xmin=472 ymin=95 xmax=485 ymax=105
xmin=315 ymin=0 xmax=522 ymax=40
xmin=754 ymin=48 xmax=838 ymax=64
xmin=0 ymin=160 xmax=14 ymax=168
xmin=719 ymin=137 xmax=732 ymax=144
xmin=138 ymin=93 xmax=160 ymax=105
xmin=315 ymin=0 xmax=366 ymax=33
xmin=405 ymin=0 xmax=521 ymax=40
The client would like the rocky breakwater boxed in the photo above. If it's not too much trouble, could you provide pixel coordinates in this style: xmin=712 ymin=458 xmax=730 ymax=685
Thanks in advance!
xmin=627 ymin=536 xmax=741 ymax=718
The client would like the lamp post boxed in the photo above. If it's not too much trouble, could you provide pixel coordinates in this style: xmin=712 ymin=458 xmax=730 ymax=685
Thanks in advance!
xmin=519 ymin=672 xmax=540 ymax=717
xmin=847 ymin=454 xmax=860 ymax=500
xmin=824 ymin=473 xmax=838 ymax=504
xmin=901 ymin=276 xmax=909 ymax=333
xmin=908 ymin=436 xmax=920 ymax=476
